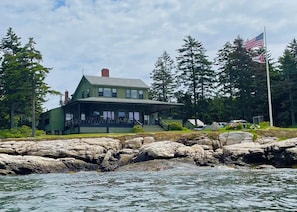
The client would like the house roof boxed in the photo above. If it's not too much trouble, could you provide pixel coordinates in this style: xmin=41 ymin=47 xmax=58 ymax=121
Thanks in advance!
xmin=77 ymin=97 xmax=183 ymax=105
xmin=84 ymin=75 xmax=149 ymax=88
xmin=73 ymin=97 xmax=183 ymax=112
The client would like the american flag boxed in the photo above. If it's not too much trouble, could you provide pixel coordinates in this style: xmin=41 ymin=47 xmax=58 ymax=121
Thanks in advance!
xmin=246 ymin=33 xmax=264 ymax=50
xmin=252 ymin=53 xmax=265 ymax=63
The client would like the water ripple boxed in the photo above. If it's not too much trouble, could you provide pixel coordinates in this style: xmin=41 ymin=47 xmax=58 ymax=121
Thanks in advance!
xmin=0 ymin=167 xmax=296 ymax=211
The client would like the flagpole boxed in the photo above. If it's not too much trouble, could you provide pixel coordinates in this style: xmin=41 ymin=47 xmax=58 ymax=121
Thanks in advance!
xmin=264 ymin=27 xmax=273 ymax=127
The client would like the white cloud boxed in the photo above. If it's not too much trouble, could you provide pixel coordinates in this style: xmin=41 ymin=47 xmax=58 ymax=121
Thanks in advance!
xmin=1 ymin=0 xmax=297 ymax=110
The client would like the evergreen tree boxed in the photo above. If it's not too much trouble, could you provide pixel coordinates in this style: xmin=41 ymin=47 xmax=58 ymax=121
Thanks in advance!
xmin=214 ymin=41 xmax=236 ymax=120
xmin=0 ymin=28 xmax=23 ymax=128
xmin=0 ymin=28 xmax=58 ymax=133
xmin=150 ymin=51 xmax=176 ymax=102
xmin=230 ymin=37 xmax=255 ymax=120
xmin=277 ymin=39 xmax=297 ymax=126
xmin=176 ymin=35 xmax=214 ymax=124
xmin=215 ymin=36 xmax=260 ymax=121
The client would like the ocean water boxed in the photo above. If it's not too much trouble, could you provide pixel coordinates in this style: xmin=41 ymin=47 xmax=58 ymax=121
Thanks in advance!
xmin=0 ymin=166 xmax=296 ymax=211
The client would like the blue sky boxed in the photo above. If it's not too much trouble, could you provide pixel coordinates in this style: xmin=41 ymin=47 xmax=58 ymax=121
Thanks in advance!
xmin=1 ymin=0 xmax=296 ymax=110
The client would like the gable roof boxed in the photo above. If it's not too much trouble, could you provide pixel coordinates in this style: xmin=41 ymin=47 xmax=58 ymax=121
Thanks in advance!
xmin=84 ymin=75 xmax=149 ymax=89
xmin=73 ymin=97 xmax=183 ymax=113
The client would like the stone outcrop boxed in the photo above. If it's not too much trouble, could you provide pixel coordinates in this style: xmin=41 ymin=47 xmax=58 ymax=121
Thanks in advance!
xmin=0 ymin=132 xmax=297 ymax=175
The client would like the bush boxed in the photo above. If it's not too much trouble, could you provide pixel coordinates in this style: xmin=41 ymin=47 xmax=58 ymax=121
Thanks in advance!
xmin=168 ymin=122 xmax=183 ymax=131
xmin=259 ymin=121 xmax=270 ymax=129
xmin=225 ymin=123 xmax=243 ymax=130
xmin=0 ymin=126 xmax=45 ymax=138
xmin=132 ymin=125 xmax=144 ymax=133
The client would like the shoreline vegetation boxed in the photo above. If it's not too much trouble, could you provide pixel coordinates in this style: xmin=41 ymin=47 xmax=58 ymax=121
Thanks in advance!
xmin=3 ymin=123 xmax=297 ymax=141
xmin=1 ymin=128 xmax=297 ymax=176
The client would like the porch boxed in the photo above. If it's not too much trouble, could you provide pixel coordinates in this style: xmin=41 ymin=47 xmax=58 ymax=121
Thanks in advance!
xmin=63 ymin=97 xmax=182 ymax=134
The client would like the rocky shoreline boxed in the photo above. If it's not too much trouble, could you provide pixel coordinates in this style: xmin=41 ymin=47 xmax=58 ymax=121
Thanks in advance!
xmin=0 ymin=131 xmax=297 ymax=175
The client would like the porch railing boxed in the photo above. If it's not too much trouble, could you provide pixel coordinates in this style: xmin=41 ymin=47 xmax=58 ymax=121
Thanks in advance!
xmin=65 ymin=117 xmax=138 ymax=128
xmin=159 ymin=119 xmax=169 ymax=131
xmin=133 ymin=119 xmax=143 ymax=127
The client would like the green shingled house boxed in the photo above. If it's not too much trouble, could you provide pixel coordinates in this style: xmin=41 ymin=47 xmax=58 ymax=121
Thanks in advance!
xmin=40 ymin=69 xmax=183 ymax=134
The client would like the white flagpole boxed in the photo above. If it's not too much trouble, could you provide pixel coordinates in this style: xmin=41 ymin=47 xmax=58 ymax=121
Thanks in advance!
xmin=264 ymin=27 xmax=273 ymax=127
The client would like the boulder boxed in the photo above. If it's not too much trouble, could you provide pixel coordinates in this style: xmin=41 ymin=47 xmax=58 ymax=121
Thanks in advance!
xmin=263 ymin=139 xmax=297 ymax=167
xmin=143 ymin=136 xmax=155 ymax=145
xmin=256 ymin=136 xmax=278 ymax=144
xmin=123 ymin=137 xmax=143 ymax=149
xmin=100 ymin=150 xmax=119 ymax=171
xmin=58 ymin=157 xmax=100 ymax=171
xmin=210 ymin=122 xmax=221 ymax=131
xmin=222 ymin=142 xmax=265 ymax=166
xmin=117 ymin=158 xmax=197 ymax=172
xmin=286 ymin=147 xmax=297 ymax=164
xmin=219 ymin=131 xmax=253 ymax=145
xmin=0 ymin=153 xmax=68 ymax=175
xmin=1 ymin=134 xmax=297 ymax=175
xmin=136 ymin=141 xmax=185 ymax=161
xmin=178 ymin=135 xmax=221 ymax=151
xmin=0 ymin=138 xmax=122 ymax=163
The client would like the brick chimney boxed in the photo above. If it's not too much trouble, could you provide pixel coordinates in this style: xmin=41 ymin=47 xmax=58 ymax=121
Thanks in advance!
xmin=64 ymin=90 xmax=69 ymax=104
xmin=101 ymin=68 xmax=109 ymax=77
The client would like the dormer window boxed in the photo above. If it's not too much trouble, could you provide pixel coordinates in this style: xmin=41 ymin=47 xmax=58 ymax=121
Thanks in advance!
xmin=112 ymin=88 xmax=117 ymax=97
xmin=126 ymin=89 xmax=131 ymax=98
xmin=126 ymin=89 xmax=144 ymax=99
xmin=131 ymin=90 xmax=137 ymax=99
xmin=139 ymin=90 xmax=143 ymax=99
xmin=98 ymin=88 xmax=103 ymax=96
xmin=103 ymin=88 xmax=111 ymax=97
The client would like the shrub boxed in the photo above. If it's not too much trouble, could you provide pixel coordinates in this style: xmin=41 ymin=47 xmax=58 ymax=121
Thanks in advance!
xmin=225 ymin=123 xmax=243 ymax=130
xmin=0 ymin=126 xmax=46 ymax=138
xmin=168 ymin=122 xmax=183 ymax=131
xmin=259 ymin=121 xmax=270 ymax=129
xmin=132 ymin=125 xmax=144 ymax=133
xmin=36 ymin=129 xmax=46 ymax=136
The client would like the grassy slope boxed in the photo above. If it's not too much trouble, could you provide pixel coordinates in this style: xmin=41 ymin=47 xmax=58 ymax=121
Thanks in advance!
xmin=1 ymin=127 xmax=297 ymax=142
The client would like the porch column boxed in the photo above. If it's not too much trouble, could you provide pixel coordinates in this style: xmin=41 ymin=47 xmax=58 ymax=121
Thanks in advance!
xmin=78 ymin=103 xmax=81 ymax=134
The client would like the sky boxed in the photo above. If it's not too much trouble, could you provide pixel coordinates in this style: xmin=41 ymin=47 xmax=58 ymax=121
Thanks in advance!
xmin=1 ymin=0 xmax=296 ymax=110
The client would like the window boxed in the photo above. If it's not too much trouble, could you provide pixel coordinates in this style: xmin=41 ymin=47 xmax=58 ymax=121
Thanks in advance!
xmin=131 ymin=90 xmax=137 ymax=99
xmin=112 ymin=88 xmax=117 ymax=97
xmin=118 ymin=111 xmax=126 ymax=123
xmin=129 ymin=112 xmax=139 ymax=121
xmin=82 ymin=91 xmax=85 ymax=98
xmin=66 ymin=113 xmax=73 ymax=121
xmin=118 ymin=111 xmax=125 ymax=118
xmin=103 ymin=111 xmax=114 ymax=120
xmin=126 ymin=89 xmax=144 ymax=99
xmin=126 ymin=89 xmax=131 ymax=98
xmin=86 ymin=89 xmax=90 ymax=97
xmin=98 ymin=88 xmax=103 ymax=96
xmin=103 ymin=88 xmax=111 ymax=97
xmin=139 ymin=90 xmax=144 ymax=99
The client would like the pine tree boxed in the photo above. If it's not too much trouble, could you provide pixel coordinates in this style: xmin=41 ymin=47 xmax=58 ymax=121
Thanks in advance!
xmin=277 ymin=39 xmax=297 ymax=126
xmin=150 ymin=51 xmax=176 ymax=102
xmin=0 ymin=28 xmax=23 ymax=128
xmin=215 ymin=36 xmax=259 ymax=121
xmin=176 ymin=35 xmax=214 ymax=124
xmin=0 ymin=28 xmax=58 ymax=133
